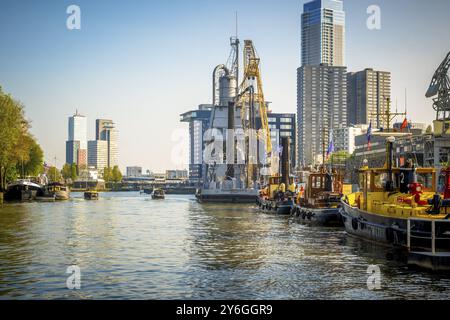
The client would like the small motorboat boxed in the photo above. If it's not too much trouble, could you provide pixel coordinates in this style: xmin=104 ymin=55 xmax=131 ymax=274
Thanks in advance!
xmin=151 ymin=188 xmax=165 ymax=200
xmin=84 ymin=190 xmax=99 ymax=200
xmin=45 ymin=182 xmax=70 ymax=200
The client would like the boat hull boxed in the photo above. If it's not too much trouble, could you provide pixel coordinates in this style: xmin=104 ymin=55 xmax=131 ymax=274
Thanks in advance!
xmin=292 ymin=206 xmax=343 ymax=227
xmin=340 ymin=201 xmax=450 ymax=249
xmin=84 ymin=192 xmax=99 ymax=200
xmin=257 ymin=198 xmax=294 ymax=215
xmin=4 ymin=182 xmax=43 ymax=202
xmin=196 ymin=190 xmax=258 ymax=204
xmin=53 ymin=191 xmax=70 ymax=201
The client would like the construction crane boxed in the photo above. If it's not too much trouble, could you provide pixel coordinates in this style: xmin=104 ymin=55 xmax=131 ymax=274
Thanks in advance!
xmin=236 ymin=40 xmax=272 ymax=154
xmin=426 ymin=51 xmax=450 ymax=124
xmin=235 ymin=40 xmax=272 ymax=185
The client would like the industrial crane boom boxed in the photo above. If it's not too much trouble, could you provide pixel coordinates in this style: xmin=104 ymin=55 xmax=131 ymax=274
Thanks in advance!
xmin=426 ymin=51 xmax=450 ymax=119
xmin=237 ymin=40 xmax=272 ymax=155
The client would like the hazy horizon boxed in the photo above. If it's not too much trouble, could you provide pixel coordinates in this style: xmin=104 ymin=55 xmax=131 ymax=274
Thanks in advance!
xmin=1 ymin=0 xmax=449 ymax=172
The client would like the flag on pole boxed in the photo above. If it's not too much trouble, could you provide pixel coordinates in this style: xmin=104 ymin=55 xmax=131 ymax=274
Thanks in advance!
xmin=326 ymin=129 xmax=334 ymax=159
xmin=400 ymin=118 xmax=409 ymax=132
xmin=367 ymin=122 xmax=373 ymax=151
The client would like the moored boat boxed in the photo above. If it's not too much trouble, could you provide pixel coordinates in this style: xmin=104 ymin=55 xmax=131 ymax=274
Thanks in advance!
xmin=151 ymin=188 xmax=165 ymax=200
xmin=340 ymin=135 xmax=450 ymax=251
xmin=4 ymin=180 xmax=44 ymax=202
xmin=45 ymin=182 xmax=70 ymax=200
xmin=257 ymin=175 xmax=296 ymax=215
xmin=292 ymin=170 xmax=344 ymax=227
xmin=257 ymin=137 xmax=296 ymax=215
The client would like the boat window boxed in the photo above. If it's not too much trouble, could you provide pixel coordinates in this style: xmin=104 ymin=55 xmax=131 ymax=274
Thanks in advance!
xmin=373 ymin=173 xmax=387 ymax=190
xmin=417 ymin=173 xmax=433 ymax=190
xmin=359 ymin=173 xmax=365 ymax=190
xmin=311 ymin=176 xmax=323 ymax=189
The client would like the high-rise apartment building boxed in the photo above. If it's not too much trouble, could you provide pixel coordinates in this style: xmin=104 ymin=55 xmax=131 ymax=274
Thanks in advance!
xmin=347 ymin=69 xmax=391 ymax=129
xmin=301 ymin=0 xmax=345 ymax=67
xmin=297 ymin=0 xmax=347 ymax=166
xmin=66 ymin=111 xmax=87 ymax=166
xmin=96 ymin=119 xmax=119 ymax=168
xmin=297 ymin=65 xmax=347 ymax=165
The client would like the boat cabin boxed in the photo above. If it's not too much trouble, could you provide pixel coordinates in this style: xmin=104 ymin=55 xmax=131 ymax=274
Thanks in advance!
xmin=299 ymin=171 xmax=343 ymax=208
xmin=354 ymin=167 xmax=437 ymax=213
xmin=358 ymin=167 xmax=436 ymax=194
xmin=266 ymin=176 xmax=295 ymax=200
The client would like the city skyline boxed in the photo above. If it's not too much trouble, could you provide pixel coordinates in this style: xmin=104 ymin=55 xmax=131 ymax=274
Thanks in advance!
xmin=1 ymin=0 xmax=450 ymax=171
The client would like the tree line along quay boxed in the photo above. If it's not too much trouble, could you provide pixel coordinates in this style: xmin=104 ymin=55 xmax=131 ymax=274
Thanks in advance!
xmin=0 ymin=87 xmax=43 ymax=197
xmin=0 ymin=87 xmax=124 ymax=203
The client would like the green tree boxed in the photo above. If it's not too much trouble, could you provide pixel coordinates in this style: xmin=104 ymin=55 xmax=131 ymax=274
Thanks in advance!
xmin=47 ymin=166 xmax=62 ymax=183
xmin=22 ymin=137 xmax=44 ymax=176
xmin=112 ymin=166 xmax=123 ymax=183
xmin=0 ymin=87 xmax=35 ymax=191
xmin=62 ymin=163 xmax=72 ymax=180
xmin=71 ymin=163 xmax=78 ymax=181
xmin=103 ymin=167 xmax=112 ymax=183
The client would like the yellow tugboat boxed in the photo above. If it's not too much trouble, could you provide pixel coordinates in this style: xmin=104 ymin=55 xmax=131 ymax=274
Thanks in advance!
xmin=341 ymin=134 xmax=450 ymax=270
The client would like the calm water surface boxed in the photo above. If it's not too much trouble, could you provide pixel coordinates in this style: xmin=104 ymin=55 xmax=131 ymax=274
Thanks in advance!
xmin=0 ymin=192 xmax=450 ymax=299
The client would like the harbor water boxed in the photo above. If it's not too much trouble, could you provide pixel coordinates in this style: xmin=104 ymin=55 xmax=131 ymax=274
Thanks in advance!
xmin=0 ymin=192 xmax=450 ymax=300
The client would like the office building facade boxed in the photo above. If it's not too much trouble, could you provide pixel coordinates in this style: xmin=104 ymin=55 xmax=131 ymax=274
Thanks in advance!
xmin=334 ymin=124 xmax=369 ymax=155
xmin=297 ymin=65 xmax=347 ymax=166
xmin=96 ymin=119 xmax=119 ymax=168
xmin=268 ymin=113 xmax=297 ymax=168
xmin=66 ymin=111 xmax=87 ymax=165
xmin=180 ymin=104 xmax=212 ymax=184
xmin=297 ymin=0 xmax=347 ymax=167
xmin=88 ymin=140 xmax=108 ymax=170
xmin=347 ymin=69 xmax=391 ymax=129
xmin=126 ymin=166 xmax=143 ymax=178
xmin=301 ymin=0 xmax=345 ymax=67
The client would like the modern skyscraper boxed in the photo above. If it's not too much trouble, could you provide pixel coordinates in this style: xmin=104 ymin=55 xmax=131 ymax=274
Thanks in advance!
xmin=301 ymin=0 xmax=345 ymax=67
xmin=297 ymin=0 xmax=347 ymax=166
xmin=66 ymin=111 xmax=87 ymax=166
xmin=88 ymin=140 xmax=108 ymax=170
xmin=96 ymin=119 xmax=119 ymax=168
xmin=347 ymin=69 xmax=391 ymax=129
xmin=297 ymin=65 xmax=347 ymax=165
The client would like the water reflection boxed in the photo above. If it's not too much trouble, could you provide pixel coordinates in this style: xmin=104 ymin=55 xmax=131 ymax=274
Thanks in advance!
xmin=0 ymin=193 xmax=450 ymax=299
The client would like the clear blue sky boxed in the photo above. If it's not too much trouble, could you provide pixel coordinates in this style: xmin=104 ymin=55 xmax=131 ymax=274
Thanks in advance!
xmin=1 ymin=0 xmax=449 ymax=172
